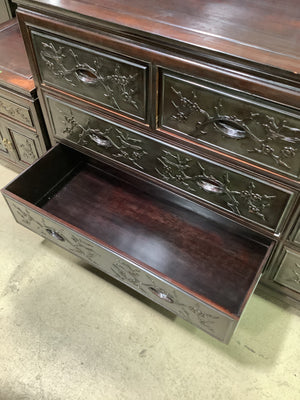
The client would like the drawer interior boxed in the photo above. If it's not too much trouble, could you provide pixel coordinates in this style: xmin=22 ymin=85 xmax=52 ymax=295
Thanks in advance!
xmin=4 ymin=144 xmax=272 ymax=317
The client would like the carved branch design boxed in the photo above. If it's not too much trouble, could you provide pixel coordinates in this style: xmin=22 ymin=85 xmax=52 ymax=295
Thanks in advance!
xmin=111 ymin=260 xmax=220 ymax=334
xmin=291 ymin=263 xmax=300 ymax=285
xmin=0 ymin=99 xmax=31 ymax=125
xmin=19 ymin=139 xmax=37 ymax=163
xmin=40 ymin=42 xmax=139 ymax=110
xmin=170 ymin=87 xmax=300 ymax=170
xmin=155 ymin=150 xmax=275 ymax=221
xmin=61 ymin=111 xmax=147 ymax=169
xmin=11 ymin=203 xmax=99 ymax=264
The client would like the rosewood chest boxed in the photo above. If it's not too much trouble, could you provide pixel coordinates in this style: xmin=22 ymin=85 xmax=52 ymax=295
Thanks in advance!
xmin=2 ymin=0 xmax=299 ymax=343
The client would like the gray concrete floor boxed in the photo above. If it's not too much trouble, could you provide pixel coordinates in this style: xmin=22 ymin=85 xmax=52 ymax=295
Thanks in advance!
xmin=0 ymin=162 xmax=299 ymax=400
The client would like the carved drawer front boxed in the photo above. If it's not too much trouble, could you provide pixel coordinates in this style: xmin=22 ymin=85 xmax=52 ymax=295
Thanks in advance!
xmin=0 ymin=95 xmax=33 ymax=127
xmin=4 ymin=196 xmax=236 ymax=343
xmin=160 ymin=73 xmax=300 ymax=179
xmin=31 ymin=30 xmax=148 ymax=121
xmin=47 ymin=96 xmax=292 ymax=232
xmin=274 ymin=248 xmax=300 ymax=294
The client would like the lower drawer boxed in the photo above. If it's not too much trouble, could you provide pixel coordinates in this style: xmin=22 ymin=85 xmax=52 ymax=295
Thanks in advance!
xmin=2 ymin=144 xmax=273 ymax=343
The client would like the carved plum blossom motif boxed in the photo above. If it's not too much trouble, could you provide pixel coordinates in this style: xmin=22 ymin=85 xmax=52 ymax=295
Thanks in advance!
xmin=156 ymin=149 xmax=275 ymax=221
xmin=170 ymin=87 xmax=300 ymax=170
xmin=40 ymin=42 xmax=139 ymax=111
xmin=291 ymin=263 xmax=300 ymax=285
xmin=111 ymin=260 xmax=220 ymax=334
xmin=0 ymin=98 xmax=31 ymax=126
xmin=61 ymin=111 xmax=147 ymax=169
xmin=10 ymin=203 xmax=99 ymax=264
xmin=19 ymin=139 xmax=37 ymax=163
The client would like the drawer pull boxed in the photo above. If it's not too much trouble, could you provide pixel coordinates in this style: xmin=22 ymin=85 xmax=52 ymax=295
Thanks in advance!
xmin=75 ymin=68 xmax=98 ymax=85
xmin=214 ymin=119 xmax=247 ymax=139
xmin=149 ymin=287 xmax=174 ymax=303
xmin=45 ymin=228 xmax=65 ymax=241
xmin=2 ymin=138 xmax=13 ymax=151
xmin=198 ymin=178 xmax=224 ymax=194
xmin=89 ymin=134 xmax=112 ymax=148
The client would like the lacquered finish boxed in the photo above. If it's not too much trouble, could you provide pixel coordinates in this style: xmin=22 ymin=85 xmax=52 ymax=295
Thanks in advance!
xmin=16 ymin=0 xmax=300 ymax=77
xmin=0 ymin=19 xmax=34 ymax=92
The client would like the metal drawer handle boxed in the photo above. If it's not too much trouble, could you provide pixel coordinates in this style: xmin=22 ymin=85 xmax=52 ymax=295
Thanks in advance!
xmin=2 ymin=138 xmax=13 ymax=151
xmin=214 ymin=119 xmax=247 ymax=139
xmin=45 ymin=228 xmax=65 ymax=242
xmin=89 ymin=134 xmax=112 ymax=148
xmin=198 ymin=178 xmax=224 ymax=194
xmin=149 ymin=287 xmax=174 ymax=303
xmin=75 ymin=68 xmax=98 ymax=85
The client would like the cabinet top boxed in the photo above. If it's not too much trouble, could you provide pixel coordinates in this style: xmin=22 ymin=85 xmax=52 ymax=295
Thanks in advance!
xmin=0 ymin=19 xmax=35 ymax=93
xmin=16 ymin=0 xmax=300 ymax=78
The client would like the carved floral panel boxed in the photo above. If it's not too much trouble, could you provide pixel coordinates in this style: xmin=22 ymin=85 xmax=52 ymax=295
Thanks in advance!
xmin=0 ymin=96 xmax=32 ymax=127
xmin=161 ymin=74 xmax=300 ymax=178
xmin=32 ymin=31 xmax=147 ymax=120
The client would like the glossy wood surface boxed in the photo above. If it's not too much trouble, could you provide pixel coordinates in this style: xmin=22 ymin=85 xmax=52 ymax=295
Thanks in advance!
xmin=39 ymin=157 xmax=269 ymax=316
xmin=0 ymin=19 xmax=34 ymax=92
xmin=16 ymin=0 xmax=300 ymax=76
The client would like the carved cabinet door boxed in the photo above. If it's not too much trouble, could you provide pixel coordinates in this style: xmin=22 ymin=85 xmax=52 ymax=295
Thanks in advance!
xmin=0 ymin=121 xmax=42 ymax=166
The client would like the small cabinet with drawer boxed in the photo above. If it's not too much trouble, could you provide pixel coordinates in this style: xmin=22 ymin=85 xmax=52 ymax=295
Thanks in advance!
xmin=0 ymin=19 xmax=50 ymax=169
xmin=2 ymin=0 xmax=300 ymax=343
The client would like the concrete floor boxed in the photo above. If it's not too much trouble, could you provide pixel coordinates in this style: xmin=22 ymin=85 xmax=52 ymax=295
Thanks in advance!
xmin=0 ymin=162 xmax=299 ymax=400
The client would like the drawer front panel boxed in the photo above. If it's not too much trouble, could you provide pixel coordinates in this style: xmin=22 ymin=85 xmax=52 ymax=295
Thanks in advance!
xmin=5 ymin=195 xmax=235 ymax=343
xmin=31 ymin=31 xmax=148 ymax=121
xmin=47 ymin=96 xmax=292 ymax=231
xmin=0 ymin=95 xmax=33 ymax=127
xmin=274 ymin=248 xmax=300 ymax=293
xmin=160 ymin=73 xmax=300 ymax=179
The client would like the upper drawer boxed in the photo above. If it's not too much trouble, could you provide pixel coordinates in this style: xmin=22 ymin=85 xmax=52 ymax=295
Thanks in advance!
xmin=46 ymin=95 xmax=293 ymax=233
xmin=0 ymin=95 xmax=33 ymax=127
xmin=31 ymin=30 xmax=148 ymax=122
xmin=160 ymin=72 xmax=300 ymax=179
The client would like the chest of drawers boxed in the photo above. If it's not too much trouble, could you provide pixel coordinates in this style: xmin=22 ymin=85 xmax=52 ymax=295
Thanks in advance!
xmin=2 ymin=0 xmax=299 ymax=343
xmin=0 ymin=19 xmax=50 ymax=169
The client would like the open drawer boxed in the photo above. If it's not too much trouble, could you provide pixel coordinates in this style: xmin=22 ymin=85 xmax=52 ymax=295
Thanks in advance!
xmin=2 ymin=144 xmax=273 ymax=343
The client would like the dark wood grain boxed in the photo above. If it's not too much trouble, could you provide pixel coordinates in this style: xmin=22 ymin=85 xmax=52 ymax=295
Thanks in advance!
xmin=0 ymin=19 xmax=34 ymax=92
xmin=41 ymin=156 xmax=269 ymax=316
xmin=16 ymin=0 xmax=300 ymax=76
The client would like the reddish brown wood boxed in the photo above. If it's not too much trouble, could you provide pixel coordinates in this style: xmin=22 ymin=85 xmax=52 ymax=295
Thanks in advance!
xmin=16 ymin=0 xmax=300 ymax=76
xmin=0 ymin=19 xmax=34 ymax=92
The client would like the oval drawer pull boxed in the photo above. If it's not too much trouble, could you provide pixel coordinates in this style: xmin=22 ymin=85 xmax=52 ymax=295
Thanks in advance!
xmin=198 ymin=178 xmax=224 ymax=193
xmin=89 ymin=134 xmax=112 ymax=148
xmin=45 ymin=228 xmax=65 ymax=241
xmin=149 ymin=287 xmax=174 ymax=303
xmin=214 ymin=119 xmax=247 ymax=139
xmin=75 ymin=68 xmax=98 ymax=85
